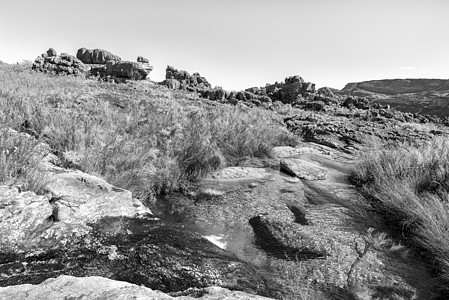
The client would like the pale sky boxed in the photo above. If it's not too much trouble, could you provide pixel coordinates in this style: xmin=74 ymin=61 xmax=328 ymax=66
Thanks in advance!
xmin=1 ymin=0 xmax=448 ymax=90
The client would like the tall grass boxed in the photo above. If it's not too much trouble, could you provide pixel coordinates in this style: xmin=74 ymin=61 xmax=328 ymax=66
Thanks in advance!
xmin=350 ymin=137 xmax=449 ymax=292
xmin=0 ymin=63 xmax=297 ymax=201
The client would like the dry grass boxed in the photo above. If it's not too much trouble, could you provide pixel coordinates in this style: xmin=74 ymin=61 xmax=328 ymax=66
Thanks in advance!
xmin=0 ymin=63 xmax=297 ymax=201
xmin=349 ymin=137 xmax=449 ymax=292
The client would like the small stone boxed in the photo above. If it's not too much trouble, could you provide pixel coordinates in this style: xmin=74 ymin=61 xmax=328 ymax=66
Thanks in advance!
xmin=137 ymin=56 xmax=149 ymax=63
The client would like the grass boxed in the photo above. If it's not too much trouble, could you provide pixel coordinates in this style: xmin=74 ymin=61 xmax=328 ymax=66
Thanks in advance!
xmin=349 ymin=137 xmax=449 ymax=293
xmin=0 ymin=62 xmax=297 ymax=201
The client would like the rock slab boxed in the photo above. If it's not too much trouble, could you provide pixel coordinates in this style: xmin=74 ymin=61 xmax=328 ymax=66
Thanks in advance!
xmin=280 ymin=158 xmax=327 ymax=180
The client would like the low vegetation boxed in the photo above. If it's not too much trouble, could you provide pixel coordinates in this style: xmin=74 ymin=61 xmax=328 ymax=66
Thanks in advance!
xmin=0 ymin=62 xmax=297 ymax=201
xmin=350 ymin=138 xmax=449 ymax=291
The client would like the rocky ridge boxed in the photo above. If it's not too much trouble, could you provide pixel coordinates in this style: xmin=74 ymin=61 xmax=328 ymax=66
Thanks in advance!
xmin=339 ymin=79 xmax=449 ymax=118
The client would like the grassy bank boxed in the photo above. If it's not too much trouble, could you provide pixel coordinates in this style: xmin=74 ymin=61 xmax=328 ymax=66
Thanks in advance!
xmin=0 ymin=63 xmax=297 ymax=201
xmin=349 ymin=138 xmax=449 ymax=292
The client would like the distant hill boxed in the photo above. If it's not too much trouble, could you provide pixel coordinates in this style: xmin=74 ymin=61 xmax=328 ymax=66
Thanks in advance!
xmin=338 ymin=79 xmax=449 ymax=117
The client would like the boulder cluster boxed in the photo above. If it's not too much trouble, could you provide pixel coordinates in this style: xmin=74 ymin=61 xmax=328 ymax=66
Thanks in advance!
xmin=32 ymin=48 xmax=89 ymax=76
xmin=32 ymin=48 xmax=153 ymax=81
xmin=159 ymin=66 xmax=392 ymax=112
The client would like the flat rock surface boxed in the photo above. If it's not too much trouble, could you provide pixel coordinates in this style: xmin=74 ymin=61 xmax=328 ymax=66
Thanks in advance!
xmin=155 ymin=147 xmax=438 ymax=299
xmin=0 ymin=275 xmax=275 ymax=300
xmin=280 ymin=158 xmax=327 ymax=180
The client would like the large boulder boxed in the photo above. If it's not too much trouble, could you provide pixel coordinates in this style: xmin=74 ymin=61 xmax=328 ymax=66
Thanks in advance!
xmin=104 ymin=60 xmax=153 ymax=80
xmin=317 ymin=86 xmax=335 ymax=98
xmin=46 ymin=48 xmax=57 ymax=57
xmin=76 ymin=48 xmax=121 ymax=64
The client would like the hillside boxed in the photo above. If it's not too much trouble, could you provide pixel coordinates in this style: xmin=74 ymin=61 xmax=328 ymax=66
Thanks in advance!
xmin=1 ymin=51 xmax=449 ymax=299
xmin=339 ymin=79 xmax=449 ymax=117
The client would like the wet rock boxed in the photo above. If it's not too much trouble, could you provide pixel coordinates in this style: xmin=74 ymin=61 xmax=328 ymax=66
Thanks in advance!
xmin=280 ymin=158 xmax=327 ymax=180
xmin=0 ymin=275 xmax=275 ymax=300
xmin=0 ymin=217 xmax=277 ymax=298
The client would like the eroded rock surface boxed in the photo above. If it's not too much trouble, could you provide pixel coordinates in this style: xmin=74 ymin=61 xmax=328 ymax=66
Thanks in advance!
xmin=0 ymin=275 xmax=274 ymax=300
xmin=156 ymin=144 xmax=439 ymax=299
xmin=32 ymin=49 xmax=89 ymax=76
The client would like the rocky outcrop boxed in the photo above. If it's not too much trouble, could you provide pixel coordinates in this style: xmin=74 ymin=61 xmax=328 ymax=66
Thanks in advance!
xmin=32 ymin=49 xmax=89 ymax=76
xmin=104 ymin=60 xmax=153 ymax=80
xmin=32 ymin=48 xmax=152 ymax=81
xmin=0 ymin=275 xmax=274 ymax=300
xmin=76 ymin=48 xmax=121 ymax=64
xmin=0 ymin=132 xmax=152 ymax=252
xmin=161 ymin=65 xmax=212 ymax=91
xmin=78 ymin=47 xmax=153 ymax=81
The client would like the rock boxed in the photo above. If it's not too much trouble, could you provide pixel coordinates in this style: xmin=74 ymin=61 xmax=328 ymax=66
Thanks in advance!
xmin=137 ymin=56 xmax=149 ymax=63
xmin=0 ymin=131 xmax=152 ymax=251
xmin=207 ymin=167 xmax=273 ymax=180
xmin=76 ymin=48 xmax=121 ymax=64
xmin=104 ymin=60 xmax=153 ymax=80
xmin=0 ymin=186 xmax=53 ymax=251
xmin=0 ymin=275 xmax=275 ymax=300
xmin=285 ymin=75 xmax=304 ymax=85
xmin=46 ymin=48 xmax=57 ymax=57
xmin=162 ymin=66 xmax=212 ymax=92
xmin=317 ymin=87 xmax=335 ymax=98
xmin=280 ymin=158 xmax=327 ymax=180
xmin=32 ymin=52 xmax=89 ymax=76
xmin=164 ymin=78 xmax=181 ymax=89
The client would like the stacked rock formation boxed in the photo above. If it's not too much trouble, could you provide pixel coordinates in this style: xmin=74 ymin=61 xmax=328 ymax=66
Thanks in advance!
xmin=156 ymin=66 xmax=449 ymax=127
xmin=76 ymin=48 xmax=153 ymax=81
xmin=32 ymin=48 xmax=153 ymax=81
xmin=161 ymin=65 xmax=212 ymax=91
xmin=32 ymin=48 xmax=89 ymax=76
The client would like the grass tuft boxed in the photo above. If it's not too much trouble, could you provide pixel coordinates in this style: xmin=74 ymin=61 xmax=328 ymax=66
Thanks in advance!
xmin=349 ymin=137 xmax=449 ymax=290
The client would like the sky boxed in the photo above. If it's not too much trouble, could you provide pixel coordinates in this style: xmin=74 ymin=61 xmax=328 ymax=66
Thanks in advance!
xmin=1 ymin=0 xmax=448 ymax=90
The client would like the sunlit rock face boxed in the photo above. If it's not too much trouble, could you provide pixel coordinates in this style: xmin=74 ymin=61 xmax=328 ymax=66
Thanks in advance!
xmin=0 ymin=275 xmax=276 ymax=300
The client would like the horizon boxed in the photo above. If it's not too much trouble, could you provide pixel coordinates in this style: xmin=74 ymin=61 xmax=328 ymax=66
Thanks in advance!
xmin=1 ymin=0 xmax=448 ymax=90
